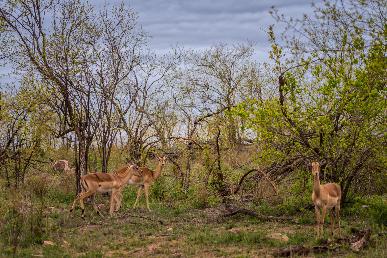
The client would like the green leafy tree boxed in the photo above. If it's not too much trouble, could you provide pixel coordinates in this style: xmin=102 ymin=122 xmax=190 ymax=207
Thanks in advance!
xmin=0 ymin=76 xmax=54 ymax=187
xmin=235 ymin=0 xmax=386 ymax=202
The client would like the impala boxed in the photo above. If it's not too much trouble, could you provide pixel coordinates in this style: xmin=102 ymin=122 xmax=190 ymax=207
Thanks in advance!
xmin=311 ymin=161 xmax=341 ymax=237
xmin=53 ymin=160 xmax=71 ymax=173
xmin=69 ymin=164 xmax=140 ymax=218
xmin=114 ymin=156 xmax=167 ymax=212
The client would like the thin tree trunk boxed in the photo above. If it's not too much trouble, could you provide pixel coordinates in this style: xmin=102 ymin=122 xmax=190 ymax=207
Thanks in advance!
xmin=184 ymin=142 xmax=193 ymax=191
xmin=214 ymin=127 xmax=228 ymax=196
xmin=74 ymin=127 xmax=88 ymax=194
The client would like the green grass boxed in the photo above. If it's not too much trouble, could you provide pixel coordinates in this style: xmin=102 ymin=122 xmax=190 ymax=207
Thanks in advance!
xmin=1 ymin=185 xmax=386 ymax=257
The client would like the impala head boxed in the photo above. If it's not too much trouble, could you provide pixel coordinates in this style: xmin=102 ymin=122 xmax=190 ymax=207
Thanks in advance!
xmin=311 ymin=161 xmax=320 ymax=176
xmin=157 ymin=156 xmax=167 ymax=166
xmin=129 ymin=164 xmax=140 ymax=172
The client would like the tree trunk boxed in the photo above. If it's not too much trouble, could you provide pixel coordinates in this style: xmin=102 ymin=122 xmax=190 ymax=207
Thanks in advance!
xmin=214 ymin=127 xmax=228 ymax=196
xmin=74 ymin=127 xmax=88 ymax=194
xmin=102 ymin=144 xmax=108 ymax=173
xmin=184 ymin=142 xmax=193 ymax=191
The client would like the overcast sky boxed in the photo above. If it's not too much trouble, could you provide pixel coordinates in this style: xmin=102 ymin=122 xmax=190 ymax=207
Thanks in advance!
xmin=118 ymin=0 xmax=317 ymax=60
xmin=0 ymin=0 xmax=319 ymax=83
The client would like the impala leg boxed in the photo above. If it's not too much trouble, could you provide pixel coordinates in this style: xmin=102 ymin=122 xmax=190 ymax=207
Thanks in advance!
xmin=110 ymin=189 xmax=118 ymax=216
xmin=79 ymin=191 xmax=96 ymax=219
xmin=330 ymin=209 xmax=335 ymax=236
xmin=321 ymin=206 xmax=327 ymax=237
xmin=114 ymin=191 xmax=122 ymax=212
xmin=91 ymin=195 xmax=103 ymax=217
xmin=70 ymin=193 xmax=81 ymax=212
xmin=133 ymin=186 xmax=143 ymax=208
xmin=336 ymin=204 xmax=341 ymax=236
xmin=144 ymin=184 xmax=151 ymax=212
xmin=315 ymin=206 xmax=321 ymax=238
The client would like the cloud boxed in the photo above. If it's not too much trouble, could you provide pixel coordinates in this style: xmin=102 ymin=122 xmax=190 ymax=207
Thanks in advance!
xmin=0 ymin=0 xmax=319 ymax=81
xmin=118 ymin=0 xmax=318 ymax=60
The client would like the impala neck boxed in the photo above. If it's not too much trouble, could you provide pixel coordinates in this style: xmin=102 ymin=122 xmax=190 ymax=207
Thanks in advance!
xmin=313 ymin=172 xmax=321 ymax=196
xmin=117 ymin=166 xmax=134 ymax=186
xmin=153 ymin=161 xmax=164 ymax=180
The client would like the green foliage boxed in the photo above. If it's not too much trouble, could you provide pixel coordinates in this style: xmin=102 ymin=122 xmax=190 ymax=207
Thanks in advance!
xmin=188 ymin=228 xmax=278 ymax=246
xmin=233 ymin=0 xmax=386 ymax=201
xmin=0 ymin=181 xmax=49 ymax=255
xmin=345 ymin=196 xmax=387 ymax=227
xmin=288 ymin=232 xmax=313 ymax=245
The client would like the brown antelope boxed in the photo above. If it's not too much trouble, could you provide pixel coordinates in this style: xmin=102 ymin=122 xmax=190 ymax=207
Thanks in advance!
xmin=53 ymin=160 xmax=71 ymax=173
xmin=115 ymin=156 xmax=167 ymax=212
xmin=69 ymin=164 xmax=140 ymax=218
xmin=311 ymin=161 xmax=341 ymax=237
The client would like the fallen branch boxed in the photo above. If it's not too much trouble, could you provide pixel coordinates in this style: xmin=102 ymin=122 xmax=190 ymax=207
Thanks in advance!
xmin=234 ymin=168 xmax=278 ymax=195
xmin=273 ymin=227 xmax=373 ymax=257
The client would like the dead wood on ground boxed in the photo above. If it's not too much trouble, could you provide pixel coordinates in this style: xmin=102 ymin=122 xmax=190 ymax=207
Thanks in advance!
xmin=273 ymin=228 xmax=373 ymax=257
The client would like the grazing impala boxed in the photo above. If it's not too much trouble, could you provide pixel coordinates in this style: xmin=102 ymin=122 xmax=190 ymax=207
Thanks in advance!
xmin=70 ymin=164 xmax=140 ymax=218
xmin=53 ymin=160 xmax=71 ymax=173
xmin=115 ymin=156 xmax=167 ymax=212
xmin=311 ymin=161 xmax=341 ymax=237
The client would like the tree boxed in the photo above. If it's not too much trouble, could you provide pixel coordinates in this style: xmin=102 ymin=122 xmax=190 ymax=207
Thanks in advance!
xmin=0 ymin=76 xmax=54 ymax=187
xmin=235 ymin=0 xmax=386 ymax=202
xmin=0 ymin=0 xmax=146 ymax=192
xmin=113 ymin=51 xmax=180 ymax=163
xmin=184 ymin=44 xmax=262 ymax=146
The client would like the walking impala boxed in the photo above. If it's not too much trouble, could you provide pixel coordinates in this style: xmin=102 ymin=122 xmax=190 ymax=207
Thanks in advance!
xmin=69 ymin=164 xmax=141 ymax=218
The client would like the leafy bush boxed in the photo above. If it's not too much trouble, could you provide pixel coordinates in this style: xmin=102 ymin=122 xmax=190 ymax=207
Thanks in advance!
xmin=368 ymin=197 xmax=387 ymax=226
xmin=0 ymin=175 xmax=50 ymax=255
xmin=345 ymin=196 xmax=387 ymax=226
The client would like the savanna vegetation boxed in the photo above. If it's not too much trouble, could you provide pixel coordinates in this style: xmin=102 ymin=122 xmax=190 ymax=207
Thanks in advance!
xmin=0 ymin=0 xmax=386 ymax=257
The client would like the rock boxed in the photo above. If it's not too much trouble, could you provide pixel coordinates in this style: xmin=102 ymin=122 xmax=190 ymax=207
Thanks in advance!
xmin=267 ymin=232 xmax=289 ymax=242
xmin=43 ymin=240 xmax=55 ymax=246
xmin=167 ymin=227 xmax=173 ymax=231
xmin=147 ymin=243 xmax=159 ymax=252
xmin=228 ymin=227 xmax=243 ymax=233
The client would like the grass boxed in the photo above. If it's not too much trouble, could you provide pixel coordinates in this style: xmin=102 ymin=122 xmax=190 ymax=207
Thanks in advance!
xmin=1 ymin=198 xmax=385 ymax=258
xmin=1 ymin=181 xmax=386 ymax=257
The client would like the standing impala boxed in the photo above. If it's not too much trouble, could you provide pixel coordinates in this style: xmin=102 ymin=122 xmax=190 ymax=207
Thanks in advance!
xmin=114 ymin=156 xmax=167 ymax=212
xmin=311 ymin=161 xmax=341 ymax=237
xmin=70 ymin=164 xmax=140 ymax=218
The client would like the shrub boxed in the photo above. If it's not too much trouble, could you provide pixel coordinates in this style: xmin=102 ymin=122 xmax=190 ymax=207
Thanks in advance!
xmin=0 ymin=175 xmax=50 ymax=255
xmin=345 ymin=195 xmax=387 ymax=227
